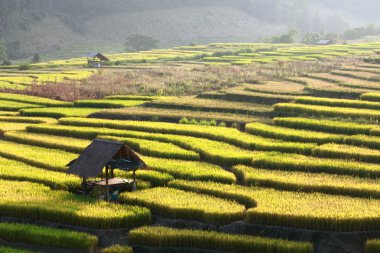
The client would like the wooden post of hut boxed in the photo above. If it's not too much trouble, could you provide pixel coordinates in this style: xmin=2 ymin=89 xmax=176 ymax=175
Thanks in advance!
xmin=105 ymin=165 xmax=110 ymax=202
xmin=132 ymin=170 xmax=137 ymax=191
xmin=66 ymin=139 xmax=147 ymax=202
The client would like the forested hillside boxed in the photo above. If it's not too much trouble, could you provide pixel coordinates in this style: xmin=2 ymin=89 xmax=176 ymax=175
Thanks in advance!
xmin=0 ymin=0 xmax=379 ymax=59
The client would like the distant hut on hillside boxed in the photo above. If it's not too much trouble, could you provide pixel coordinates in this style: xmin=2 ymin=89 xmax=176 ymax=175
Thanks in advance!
xmin=67 ymin=139 xmax=147 ymax=201
xmin=87 ymin=53 xmax=110 ymax=67
xmin=316 ymin=40 xmax=332 ymax=45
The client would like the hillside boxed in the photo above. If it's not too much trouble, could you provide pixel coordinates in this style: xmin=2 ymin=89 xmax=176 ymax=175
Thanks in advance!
xmin=1 ymin=0 xmax=380 ymax=60
xmin=0 ymin=0 xmax=285 ymax=59
xmin=82 ymin=6 xmax=283 ymax=44
xmin=3 ymin=7 xmax=284 ymax=59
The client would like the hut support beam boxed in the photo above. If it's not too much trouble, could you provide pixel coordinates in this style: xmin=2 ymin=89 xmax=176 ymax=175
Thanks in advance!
xmin=132 ymin=170 xmax=136 ymax=192
xmin=105 ymin=165 xmax=110 ymax=202
xmin=82 ymin=177 xmax=87 ymax=193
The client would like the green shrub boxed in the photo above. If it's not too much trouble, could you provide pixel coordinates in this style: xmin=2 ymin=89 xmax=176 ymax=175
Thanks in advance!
xmin=179 ymin=117 xmax=219 ymax=126
xmin=1 ymin=60 xmax=12 ymax=66
xmin=18 ymin=64 xmax=31 ymax=70
xmin=179 ymin=117 xmax=190 ymax=124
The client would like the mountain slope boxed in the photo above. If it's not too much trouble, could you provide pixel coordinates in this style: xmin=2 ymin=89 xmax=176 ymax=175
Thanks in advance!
xmin=83 ymin=6 xmax=284 ymax=43
xmin=1 ymin=0 xmax=379 ymax=59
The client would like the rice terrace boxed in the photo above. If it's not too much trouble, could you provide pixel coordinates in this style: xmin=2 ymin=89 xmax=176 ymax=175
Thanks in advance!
xmin=3 ymin=1 xmax=380 ymax=253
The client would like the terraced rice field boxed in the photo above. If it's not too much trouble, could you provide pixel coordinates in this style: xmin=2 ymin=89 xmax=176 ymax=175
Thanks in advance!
xmin=290 ymin=76 xmax=374 ymax=98
xmin=244 ymin=81 xmax=307 ymax=95
xmin=5 ymin=41 xmax=374 ymax=68
xmin=2 ymin=42 xmax=380 ymax=252
xmin=129 ymin=226 xmax=313 ymax=253
xmin=199 ymin=86 xmax=297 ymax=105
xmin=308 ymin=73 xmax=380 ymax=90
xmin=89 ymin=107 xmax=260 ymax=126
xmin=331 ymin=70 xmax=380 ymax=81
xmin=0 ymin=180 xmax=150 ymax=229
xmin=144 ymin=97 xmax=273 ymax=116
xmin=0 ymin=70 xmax=94 ymax=89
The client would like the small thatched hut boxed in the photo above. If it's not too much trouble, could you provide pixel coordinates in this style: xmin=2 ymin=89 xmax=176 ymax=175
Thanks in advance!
xmin=67 ymin=139 xmax=146 ymax=200
xmin=316 ymin=40 xmax=332 ymax=45
xmin=87 ymin=53 xmax=110 ymax=67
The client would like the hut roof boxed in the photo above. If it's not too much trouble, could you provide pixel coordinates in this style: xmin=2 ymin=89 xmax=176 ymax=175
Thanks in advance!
xmin=316 ymin=40 xmax=331 ymax=45
xmin=67 ymin=139 xmax=146 ymax=178
xmin=87 ymin=52 xmax=110 ymax=61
